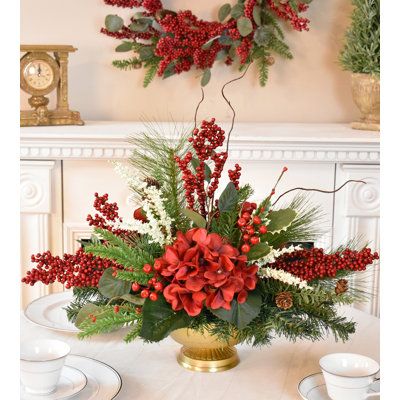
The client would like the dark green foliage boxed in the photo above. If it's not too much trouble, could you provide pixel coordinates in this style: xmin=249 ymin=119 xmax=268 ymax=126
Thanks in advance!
xmin=112 ymin=58 xmax=142 ymax=71
xmin=339 ymin=0 xmax=380 ymax=74
xmin=98 ymin=268 xmax=131 ymax=298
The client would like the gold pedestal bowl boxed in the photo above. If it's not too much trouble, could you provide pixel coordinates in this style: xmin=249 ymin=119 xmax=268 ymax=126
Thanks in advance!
xmin=170 ymin=328 xmax=239 ymax=373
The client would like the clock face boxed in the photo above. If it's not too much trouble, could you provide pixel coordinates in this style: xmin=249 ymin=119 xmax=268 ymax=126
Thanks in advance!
xmin=23 ymin=60 xmax=55 ymax=90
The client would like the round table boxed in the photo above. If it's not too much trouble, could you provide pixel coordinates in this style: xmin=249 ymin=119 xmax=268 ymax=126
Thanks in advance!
xmin=21 ymin=306 xmax=379 ymax=400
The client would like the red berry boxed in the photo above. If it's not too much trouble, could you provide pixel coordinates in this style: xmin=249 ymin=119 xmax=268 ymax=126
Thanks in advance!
xmin=253 ymin=216 xmax=261 ymax=225
xmin=241 ymin=244 xmax=251 ymax=253
xmin=250 ymin=236 xmax=260 ymax=245
xmin=154 ymin=282 xmax=163 ymax=291
xmin=91 ymin=316 xmax=97 ymax=323
xmin=283 ymin=166 xmax=288 ymax=172
xmin=113 ymin=305 xmax=120 ymax=313
xmin=242 ymin=234 xmax=250 ymax=242
xmin=140 ymin=289 xmax=150 ymax=298
xmin=237 ymin=218 xmax=247 ymax=227
xmin=131 ymin=282 xmax=140 ymax=291
xmin=143 ymin=264 xmax=152 ymax=274
xmin=242 ymin=212 xmax=251 ymax=221
xmin=259 ymin=225 xmax=267 ymax=234
xmin=149 ymin=292 xmax=158 ymax=301
xmin=135 ymin=306 xmax=142 ymax=314
xmin=251 ymin=203 xmax=257 ymax=209
xmin=133 ymin=207 xmax=147 ymax=222
xmin=246 ymin=226 xmax=255 ymax=235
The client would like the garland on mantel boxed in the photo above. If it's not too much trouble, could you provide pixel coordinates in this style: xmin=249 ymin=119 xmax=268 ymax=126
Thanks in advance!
xmin=101 ymin=0 xmax=318 ymax=87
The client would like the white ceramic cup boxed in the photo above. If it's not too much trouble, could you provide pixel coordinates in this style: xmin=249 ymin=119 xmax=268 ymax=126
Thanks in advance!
xmin=20 ymin=339 xmax=70 ymax=394
xmin=320 ymin=353 xmax=380 ymax=400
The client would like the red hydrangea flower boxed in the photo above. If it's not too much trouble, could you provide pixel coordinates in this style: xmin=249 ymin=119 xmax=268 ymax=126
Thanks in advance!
xmin=156 ymin=228 xmax=258 ymax=316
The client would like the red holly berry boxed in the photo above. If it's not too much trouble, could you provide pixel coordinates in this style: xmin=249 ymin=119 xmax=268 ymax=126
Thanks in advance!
xmin=113 ymin=305 xmax=120 ymax=313
xmin=253 ymin=216 xmax=261 ymax=225
xmin=246 ymin=226 xmax=255 ymax=235
xmin=154 ymin=282 xmax=163 ymax=291
xmin=135 ymin=306 xmax=142 ymax=314
xmin=250 ymin=236 xmax=260 ymax=245
xmin=133 ymin=207 xmax=147 ymax=222
xmin=259 ymin=225 xmax=268 ymax=234
xmin=251 ymin=203 xmax=257 ymax=209
xmin=237 ymin=218 xmax=247 ymax=227
xmin=91 ymin=316 xmax=97 ymax=323
xmin=131 ymin=282 xmax=140 ymax=291
xmin=149 ymin=292 xmax=158 ymax=301
xmin=140 ymin=289 xmax=150 ymax=298
xmin=242 ymin=234 xmax=250 ymax=242
xmin=241 ymin=244 xmax=251 ymax=253
xmin=143 ymin=264 xmax=152 ymax=274
xmin=283 ymin=166 xmax=288 ymax=172
xmin=242 ymin=212 xmax=251 ymax=221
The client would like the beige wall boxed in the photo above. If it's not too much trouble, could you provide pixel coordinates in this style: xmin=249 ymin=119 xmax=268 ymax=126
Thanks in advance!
xmin=21 ymin=0 xmax=357 ymax=123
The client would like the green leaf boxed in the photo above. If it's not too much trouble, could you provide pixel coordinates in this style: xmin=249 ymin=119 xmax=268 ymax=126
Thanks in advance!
xmin=267 ymin=208 xmax=297 ymax=234
xmin=247 ymin=242 xmax=271 ymax=261
xmin=201 ymin=68 xmax=211 ymax=87
xmin=219 ymin=35 xmax=234 ymax=46
xmin=253 ymin=5 xmax=262 ymax=26
xmin=115 ymin=41 xmax=133 ymax=52
xmin=105 ymin=14 xmax=124 ymax=32
xmin=98 ymin=268 xmax=131 ymax=299
xmin=163 ymin=63 xmax=176 ymax=79
xmin=138 ymin=46 xmax=154 ymax=61
xmin=218 ymin=182 xmax=239 ymax=213
xmin=75 ymin=303 xmax=101 ymax=328
xmin=201 ymin=36 xmax=219 ymax=50
xmin=140 ymin=296 xmax=190 ymax=341
xmin=237 ymin=17 xmax=253 ymax=37
xmin=129 ymin=18 xmax=151 ymax=32
xmin=210 ymin=289 xmax=262 ymax=329
xmin=182 ymin=208 xmax=207 ymax=228
xmin=190 ymin=158 xmax=211 ymax=183
xmin=121 ymin=293 xmax=145 ymax=305
xmin=218 ymin=3 xmax=232 ymax=22
xmin=231 ymin=4 xmax=244 ymax=19
xmin=254 ymin=26 xmax=270 ymax=46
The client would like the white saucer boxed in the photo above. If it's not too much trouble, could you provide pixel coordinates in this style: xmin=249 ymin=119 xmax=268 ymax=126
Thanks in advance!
xmin=24 ymin=291 xmax=80 ymax=333
xmin=65 ymin=355 xmax=122 ymax=399
xmin=298 ymin=372 xmax=380 ymax=400
xmin=21 ymin=365 xmax=87 ymax=400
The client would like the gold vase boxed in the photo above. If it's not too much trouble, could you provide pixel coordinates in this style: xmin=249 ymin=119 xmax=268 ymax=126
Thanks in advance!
xmin=351 ymin=73 xmax=380 ymax=131
xmin=170 ymin=328 xmax=239 ymax=373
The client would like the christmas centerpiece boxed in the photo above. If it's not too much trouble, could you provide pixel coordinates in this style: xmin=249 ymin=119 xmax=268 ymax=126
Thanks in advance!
xmin=102 ymin=0 xmax=319 ymax=86
xmin=22 ymin=105 xmax=379 ymax=372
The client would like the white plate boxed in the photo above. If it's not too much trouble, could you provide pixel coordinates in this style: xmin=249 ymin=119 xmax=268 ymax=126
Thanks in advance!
xmin=298 ymin=372 xmax=380 ymax=400
xmin=24 ymin=291 xmax=79 ymax=333
xmin=65 ymin=355 xmax=122 ymax=400
xmin=21 ymin=365 xmax=87 ymax=400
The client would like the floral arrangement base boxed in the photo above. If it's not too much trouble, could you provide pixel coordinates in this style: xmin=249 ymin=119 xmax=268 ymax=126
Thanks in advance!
xmin=170 ymin=328 xmax=239 ymax=373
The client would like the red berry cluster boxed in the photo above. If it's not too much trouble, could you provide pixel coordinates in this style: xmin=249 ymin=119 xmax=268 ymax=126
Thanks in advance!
xmin=228 ymin=164 xmax=242 ymax=189
xmin=272 ymin=247 xmax=380 ymax=282
xmin=237 ymin=202 xmax=268 ymax=254
xmin=129 ymin=263 xmax=164 ymax=302
xmin=176 ymin=119 xmax=237 ymax=217
xmin=267 ymin=0 xmax=310 ymax=31
xmin=86 ymin=193 xmax=126 ymax=236
xmin=21 ymin=248 xmax=122 ymax=289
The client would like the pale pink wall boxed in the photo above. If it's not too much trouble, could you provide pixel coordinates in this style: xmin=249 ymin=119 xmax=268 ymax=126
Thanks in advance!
xmin=20 ymin=0 xmax=358 ymax=122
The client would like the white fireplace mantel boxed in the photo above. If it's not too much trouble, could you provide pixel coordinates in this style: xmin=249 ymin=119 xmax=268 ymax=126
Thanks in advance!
xmin=20 ymin=122 xmax=380 ymax=163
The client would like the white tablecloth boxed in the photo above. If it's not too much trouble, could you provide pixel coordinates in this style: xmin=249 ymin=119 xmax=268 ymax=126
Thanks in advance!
xmin=21 ymin=307 xmax=379 ymax=400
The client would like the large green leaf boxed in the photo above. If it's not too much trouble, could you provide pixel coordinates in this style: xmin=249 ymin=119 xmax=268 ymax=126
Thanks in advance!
xmin=237 ymin=17 xmax=253 ymax=37
xmin=252 ymin=5 xmax=262 ymax=26
xmin=231 ymin=3 xmax=244 ymax=19
xmin=116 ymin=41 xmax=133 ymax=52
xmin=254 ymin=26 xmax=270 ymax=46
xmin=201 ymin=68 xmax=211 ymax=87
xmin=140 ymin=296 xmax=190 ymax=341
xmin=98 ymin=268 xmax=131 ymax=299
xmin=75 ymin=303 xmax=101 ymax=328
xmin=210 ymin=289 xmax=262 ymax=329
xmin=218 ymin=3 xmax=232 ymax=22
xmin=218 ymin=182 xmax=239 ymax=213
xmin=121 ymin=293 xmax=145 ymax=305
xmin=182 ymin=208 xmax=207 ymax=228
xmin=105 ymin=15 xmax=124 ymax=32
xmin=129 ymin=18 xmax=151 ymax=32
xmin=267 ymin=208 xmax=297 ymax=234
xmin=247 ymin=243 xmax=271 ymax=261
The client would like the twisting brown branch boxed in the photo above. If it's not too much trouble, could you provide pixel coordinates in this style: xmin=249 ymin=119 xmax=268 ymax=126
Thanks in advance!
xmin=193 ymin=87 xmax=205 ymax=130
xmin=272 ymin=180 xmax=366 ymax=206
xmin=221 ymin=63 xmax=251 ymax=152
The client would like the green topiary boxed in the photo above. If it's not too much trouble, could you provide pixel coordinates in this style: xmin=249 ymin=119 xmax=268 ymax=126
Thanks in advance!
xmin=339 ymin=0 xmax=380 ymax=75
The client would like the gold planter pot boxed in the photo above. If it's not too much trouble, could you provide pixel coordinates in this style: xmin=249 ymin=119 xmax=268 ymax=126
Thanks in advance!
xmin=170 ymin=328 xmax=239 ymax=373
xmin=351 ymin=73 xmax=380 ymax=131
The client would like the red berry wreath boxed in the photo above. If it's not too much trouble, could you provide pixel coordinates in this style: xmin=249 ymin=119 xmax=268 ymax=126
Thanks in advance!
xmin=102 ymin=0 xmax=318 ymax=87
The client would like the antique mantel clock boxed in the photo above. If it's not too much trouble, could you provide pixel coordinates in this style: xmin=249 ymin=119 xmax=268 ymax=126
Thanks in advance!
xmin=20 ymin=45 xmax=84 ymax=127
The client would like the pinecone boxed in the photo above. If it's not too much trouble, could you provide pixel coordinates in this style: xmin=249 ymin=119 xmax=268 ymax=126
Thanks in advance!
xmin=275 ymin=291 xmax=293 ymax=310
xmin=144 ymin=177 xmax=161 ymax=189
xmin=335 ymin=279 xmax=348 ymax=295
xmin=266 ymin=56 xmax=275 ymax=66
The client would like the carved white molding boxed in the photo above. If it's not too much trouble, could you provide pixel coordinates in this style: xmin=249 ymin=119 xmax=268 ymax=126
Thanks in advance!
xmin=63 ymin=223 xmax=92 ymax=253
xmin=20 ymin=122 xmax=380 ymax=163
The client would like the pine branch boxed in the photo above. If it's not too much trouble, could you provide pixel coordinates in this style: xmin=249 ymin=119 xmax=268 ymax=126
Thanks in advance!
xmin=268 ymin=36 xmax=293 ymax=59
xmin=256 ymin=52 xmax=269 ymax=87
xmin=143 ymin=59 xmax=160 ymax=87
xmin=112 ymin=58 xmax=142 ymax=71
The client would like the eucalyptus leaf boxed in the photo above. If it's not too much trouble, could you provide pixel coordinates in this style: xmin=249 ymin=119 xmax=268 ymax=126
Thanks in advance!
xmin=210 ymin=289 xmax=262 ymax=329
xmin=237 ymin=17 xmax=253 ymax=37
xmin=218 ymin=3 xmax=232 ymax=22
xmin=116 ymin=41 xmax=133 ymax=52
xmin=218 ymin=35 xmax=234 ymax=46
xmin=75 ymin=303 xmax=101 ymax=328
xmin=201 ymin=68 xmax=211 ymax=87
xmin=163 ymin=63 xmax=176 ymax=79
xmin=218 ymin=182 xmax=238 ymax=213
xmin=231 ymin=4 xmax=244 ymax=19
xmin=254 ymin=26 xmax=270 ymax=46
xmin=182 ymin=208 xmax=207 ymax=228
xmin=253 ymin=5 xmax=262 ymax=26
xmin=267 ymin=208 xmax=297 ymax=234
xmin=247 ymin=242 xmax=271 ymax=261
xmin=105 ymin=14 xmax=124 ymax=32
xmin=139 ymin=46 xmax=154 ymax=61
xmin=98 ymin=268 xmax=131 ymax=299
xmin=129 ymin=18 xmax=151 ymax=32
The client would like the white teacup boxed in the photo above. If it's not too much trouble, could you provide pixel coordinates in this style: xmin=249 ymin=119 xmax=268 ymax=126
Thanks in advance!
xmin=20 ymin=339 xmax=70 ymax=394
xmin=320 ymin=353 xmax=380 ymax=400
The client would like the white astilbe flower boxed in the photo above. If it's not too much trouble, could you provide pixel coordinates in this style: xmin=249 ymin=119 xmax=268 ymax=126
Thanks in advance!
xmin=258 ymin=244 xmax=301 ymax=266
xmin=110 ymin=162 xmax=173 ymax=246
xmin=258 ymin=267 xmax=313 ymax=290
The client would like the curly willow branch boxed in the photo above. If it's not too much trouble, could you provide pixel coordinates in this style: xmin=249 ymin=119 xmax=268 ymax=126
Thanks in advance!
xmin=272 ymin=180 xmax=366 ymax=206
xmin=193 ymin=87 xmax=205 ymax=129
